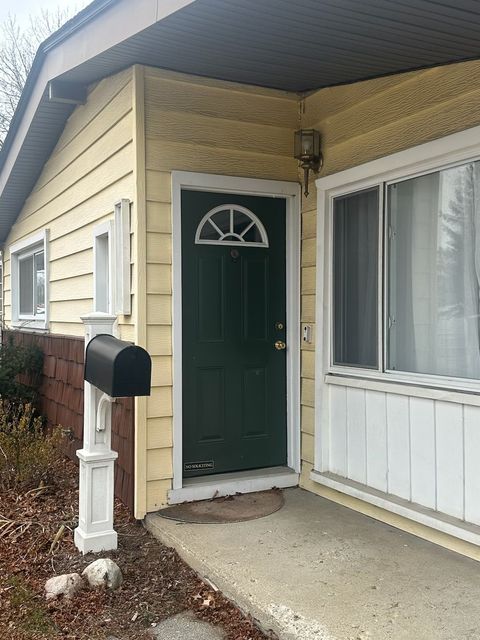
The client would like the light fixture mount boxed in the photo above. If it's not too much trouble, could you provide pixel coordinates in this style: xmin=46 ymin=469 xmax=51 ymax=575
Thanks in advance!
xmin=294 ymin=129 xmax=323 ymax=197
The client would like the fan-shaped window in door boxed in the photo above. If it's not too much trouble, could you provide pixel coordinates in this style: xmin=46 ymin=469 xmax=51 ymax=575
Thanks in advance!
xmin=195 ymin=205 xmax=269 ymax=247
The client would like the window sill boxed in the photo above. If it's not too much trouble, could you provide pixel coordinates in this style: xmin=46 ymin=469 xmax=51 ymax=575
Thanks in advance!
xmin=310 ymin=470 xmax=480 ymax=547
xmin=325 ymin=373 xmax=480 ymax=406
xmin=11 ymin=319 xmax=48 ymax=332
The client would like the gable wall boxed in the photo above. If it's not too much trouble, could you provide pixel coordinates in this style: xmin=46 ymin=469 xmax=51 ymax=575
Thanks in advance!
xmin=3 ymin=67 xmax=136 ymax=340
xmin=142 ymin=67 xmax=299 ymax=512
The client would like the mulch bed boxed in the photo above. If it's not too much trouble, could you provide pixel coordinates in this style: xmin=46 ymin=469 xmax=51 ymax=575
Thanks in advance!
xmin=0 ymin=459 xmax=277 ymax=640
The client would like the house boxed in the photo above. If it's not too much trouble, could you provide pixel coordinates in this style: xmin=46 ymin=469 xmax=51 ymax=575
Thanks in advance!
xmin=2 ymin=0 xmax=480 ymax=559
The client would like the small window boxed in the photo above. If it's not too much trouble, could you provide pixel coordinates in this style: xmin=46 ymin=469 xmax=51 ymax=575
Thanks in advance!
xmin=195 ymin=205 xmax=269 ymax=247
xmin=10 ymin=229 xmax=48 ymax=329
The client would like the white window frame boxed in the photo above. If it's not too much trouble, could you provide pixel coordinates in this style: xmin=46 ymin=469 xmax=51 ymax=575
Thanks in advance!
xmin=93 ymin=221 xmax=114 ymax=314
xmin=10 ymin=229 xmax=49 ymax=330
xmin=114 ymin=199 xmax=132 ymax=315
xmin=316 ymin=124 xmax=480 ymax=396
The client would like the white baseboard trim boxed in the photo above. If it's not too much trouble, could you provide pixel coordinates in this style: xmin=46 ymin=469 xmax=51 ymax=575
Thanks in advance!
xmin=311 ymin=470 xmax=480 ymax=547
xmin=168 ymin=466 xmax=299 ymax=504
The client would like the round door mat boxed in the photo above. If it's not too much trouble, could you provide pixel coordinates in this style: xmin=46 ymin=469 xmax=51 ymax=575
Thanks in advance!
xmin=157 ymin=490 xmax=284 ymax=524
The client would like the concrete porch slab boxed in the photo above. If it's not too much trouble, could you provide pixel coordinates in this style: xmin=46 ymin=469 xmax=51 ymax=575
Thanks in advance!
xmin=145 ymin=488 xmax=480 ymax=640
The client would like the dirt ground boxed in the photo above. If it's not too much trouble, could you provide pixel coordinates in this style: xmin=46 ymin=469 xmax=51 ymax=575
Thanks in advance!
xmin=0 ymin=459 xmax=276 ymax=639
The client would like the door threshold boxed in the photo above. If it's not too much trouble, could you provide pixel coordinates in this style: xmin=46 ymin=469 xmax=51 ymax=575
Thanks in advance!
xmin=168 ymin=466 xmax=299 ymax=505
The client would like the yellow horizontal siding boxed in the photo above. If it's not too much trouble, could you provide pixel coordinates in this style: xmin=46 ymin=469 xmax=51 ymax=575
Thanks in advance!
xmin=50 ymin=275 xmax=94 ymax=301
xmin=143 ymin=67 xmax=298 ymax=509
xmin=147 ymin=417 xmax=173 ymax=449
xmin=301 ymin=405 xmax=315 ymax=436
xmin=147 ymin=264 xmax=171 ymax=294
xmin=49 ymin=249 xmax=92 ymax=281
xmin=146 ymin=138 xmax=296 ymax=181
xmin=147 ymin=387 xmax=173 ymax=419
xmin=36 ymin=82 xmax=133 ymax=190
xmin=146 ymin=479 xmax=171 ymax=512
xmin=302 ymin=432 xmax=315 ymax=465
xmin=146 ymin=171 xmax=171 ymax=203
xmin=146 ymin=201 xmax=171 ymax=233
xmin=302 ymin=212 xmax=316 ymax=240
xmin=301 ymin=378 xmax=315 ymax=408
xmin=301 ymin=295 xmax=315 ymax=323
xmin=147 ymin=233 xmax=171 ymax=264
xmin=151 ymin=356 xmax=172 ymax=386
xmin=53 ymin=68 xmax=132 ymax=157
xmin=305 ymin=59 xmax=480 ymax=178
xmin=302 ymin=350 xmax=315 ymax=380
xmin=10 ymin=175 xmax=134 ymax=248
xmin=302 ymin=266 xmax=316 ymax=295
xmin=147 ymin=325 xmax=172 ymax=355
xmin=3 ymin=68 xmax=134 ymax=336
xmin=144 ymin=68 xmax=297 ymax=128
xmin=147 ymin=447 xmax=173 ymax=481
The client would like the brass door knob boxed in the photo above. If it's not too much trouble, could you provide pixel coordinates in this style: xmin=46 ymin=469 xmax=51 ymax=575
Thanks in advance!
xmin=275 ymin=340 xmax=286 ymax=351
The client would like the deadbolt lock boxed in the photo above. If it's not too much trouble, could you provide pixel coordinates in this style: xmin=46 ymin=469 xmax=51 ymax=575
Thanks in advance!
xmin=274 ymin=340 xmax=287 ymax=351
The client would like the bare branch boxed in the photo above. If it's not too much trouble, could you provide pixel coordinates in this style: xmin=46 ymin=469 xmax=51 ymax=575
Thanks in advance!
xmin=0 ymin=5 xmax=85 ymax=149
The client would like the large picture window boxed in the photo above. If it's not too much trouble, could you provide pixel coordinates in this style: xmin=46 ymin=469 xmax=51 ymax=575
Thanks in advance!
xmin=331 ymin=159 xmax=480 ymax=383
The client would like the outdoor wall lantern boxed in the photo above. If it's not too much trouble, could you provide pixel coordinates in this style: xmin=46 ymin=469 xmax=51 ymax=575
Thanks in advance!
xmin=294 ymin=129 xmax=322 ymax=197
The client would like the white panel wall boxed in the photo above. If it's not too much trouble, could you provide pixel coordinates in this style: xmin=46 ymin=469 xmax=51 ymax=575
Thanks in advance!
xmin=328 ymin=384 xmax=480 ymax=526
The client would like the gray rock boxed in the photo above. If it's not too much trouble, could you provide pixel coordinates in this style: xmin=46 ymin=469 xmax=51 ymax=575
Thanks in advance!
xmin=45 ymin=573 xmax=84 ymax=600
xmin=82 ymin=558 xmax=123 ymax=590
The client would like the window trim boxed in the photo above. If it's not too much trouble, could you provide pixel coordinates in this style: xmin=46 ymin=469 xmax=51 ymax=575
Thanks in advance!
xmin=316 ymin=125 xmax=480 ymax=396
xmin=10 ymin=229 xmax=49 ymax=330
xmin=93 ymin=220 xmax=114 ymax=314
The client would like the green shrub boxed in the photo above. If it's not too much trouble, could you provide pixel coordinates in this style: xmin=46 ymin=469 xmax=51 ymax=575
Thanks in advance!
xmin=0 ymin=401 xmax=63 ymax=490
xmin=0 ymin=334 xmax=43 ymax=403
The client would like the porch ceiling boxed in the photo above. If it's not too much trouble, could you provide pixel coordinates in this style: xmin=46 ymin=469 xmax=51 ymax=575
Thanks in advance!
xmin=69 ymin=0 xmax=480 ymax=93
xmin=1 ymin=0 xmax=480 ymax=242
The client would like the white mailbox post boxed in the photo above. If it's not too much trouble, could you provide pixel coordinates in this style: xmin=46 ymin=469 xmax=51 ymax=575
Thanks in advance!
xmin=74 ymin=312 xmax=118 ymax=554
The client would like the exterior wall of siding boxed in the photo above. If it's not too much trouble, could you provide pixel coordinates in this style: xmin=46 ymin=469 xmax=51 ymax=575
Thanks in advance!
xmin=299 ymin=59 xmax=480 ymax=555
xmin=142 ymin=66 xmax=298 ymax=513
xmin=3 ymin=67 xmax=135 ymax=340
xmin=4 ymin=53 xmax=480 ymax=546
xmin=1 ymin=68 xmax=138 ymax=513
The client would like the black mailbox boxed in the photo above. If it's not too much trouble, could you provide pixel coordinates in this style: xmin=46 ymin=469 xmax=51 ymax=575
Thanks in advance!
xmin=84 ymin=334 xmax=152 ymax=397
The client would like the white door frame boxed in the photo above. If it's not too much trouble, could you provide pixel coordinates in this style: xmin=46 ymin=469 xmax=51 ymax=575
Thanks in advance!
xmin=171 ymin=171 xmax=301 ymax=494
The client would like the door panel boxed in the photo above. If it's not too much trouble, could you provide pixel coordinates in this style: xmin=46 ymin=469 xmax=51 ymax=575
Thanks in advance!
xmin=198 ymin=256 xmax=225 ymax=342
xmin=182 ymin=190 xmax=287 ymax=477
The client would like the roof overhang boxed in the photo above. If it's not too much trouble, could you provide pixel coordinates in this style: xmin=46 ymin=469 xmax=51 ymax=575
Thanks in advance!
xmin=2 ymin=0 xmax=480 ymax=242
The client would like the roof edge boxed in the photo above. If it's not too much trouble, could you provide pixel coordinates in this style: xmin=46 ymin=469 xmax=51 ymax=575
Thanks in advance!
xmin=0 ymin=0 xmax=119 ymax=170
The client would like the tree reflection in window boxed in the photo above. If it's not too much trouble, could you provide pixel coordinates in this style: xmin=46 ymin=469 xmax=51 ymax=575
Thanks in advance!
xmin=195 ymin=205 xmax=269 ymax=247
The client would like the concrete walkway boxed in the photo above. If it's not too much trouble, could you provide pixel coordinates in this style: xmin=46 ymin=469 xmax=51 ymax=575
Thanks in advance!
xmin=146 ymin=488 xmax=480 ymax=640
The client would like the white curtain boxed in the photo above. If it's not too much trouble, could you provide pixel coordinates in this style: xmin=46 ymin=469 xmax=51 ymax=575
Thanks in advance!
xmin=389 ymin=162 xmax=480 ymax=379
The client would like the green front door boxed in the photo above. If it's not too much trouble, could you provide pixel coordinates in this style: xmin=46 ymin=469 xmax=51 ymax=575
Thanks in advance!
xmin=182 ymin=189 xmax=287 ymax=478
